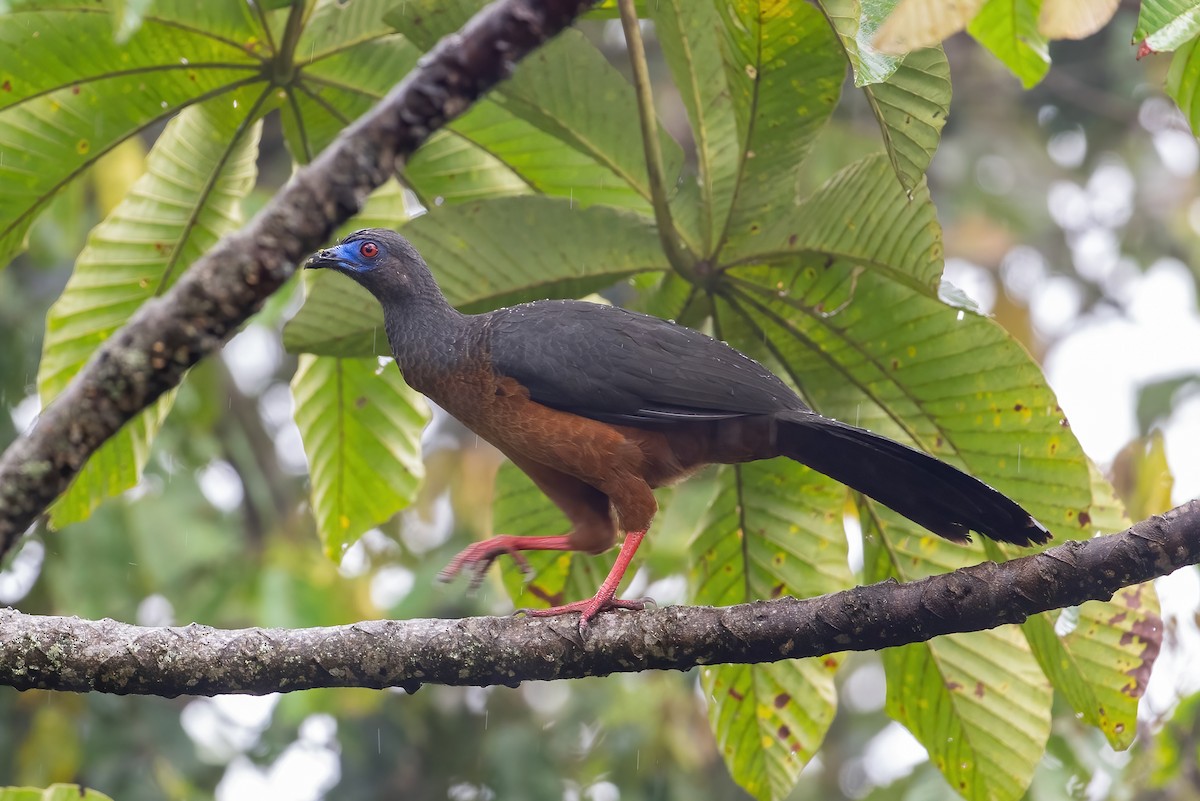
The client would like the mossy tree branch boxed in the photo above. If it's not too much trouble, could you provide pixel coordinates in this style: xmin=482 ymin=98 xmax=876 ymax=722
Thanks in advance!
xmin=1 ymin=500 xmax=1192 ymax=696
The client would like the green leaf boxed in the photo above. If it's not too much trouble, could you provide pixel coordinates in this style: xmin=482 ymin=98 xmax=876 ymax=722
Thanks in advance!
xmin=404 ymin=128 xmax=530 ymax=206
xmin=968 ymin=0 xmax=1050 ymax=89
xmin=714 ymin=1 xmax=844 ymax=253
xmin=863 ymin=508 xmax=1051 ymax=801
xmin=694 ymin=460 xmax=852 ymax=801
xmin=863 ymin=47 xmax=951 ymax=193
xmin=651 ymin=0 xmax=741 ymax=254
xmin=1019 ymin=464 xmax=1161 ymax=750
xmin=883 ymin=621 xmax=1051 ymax=800
xmin=819 ymin=1 xmax=951 ymax=189
xmin=287 ymin=30 xmax=649 ymax=211
xmin=0 ymin=2 xmax=264 ymax=264
xmin=0 ymin=786 xmax=113 ymax=801
xmin=449 ymin=101 xmax=654 ymax=210
xmin=291 ymin=355 xmax=428 ymax=559
xmin=38 ymin=95 xmax=263 ymax=527
xmin=822 ymin=0 xmax=904 ymax=86
xmin=724 ymin=155 xmax=945 ymax=290
xmin=724 ymin=262 xmax=1093 ymax=534
xmin=1167 ymin=37 xmax=1200 ymax=137
xmin=284 ymin=35 xmax=421 ymax=162
xmin=295 ymin=0 xmax=396 ymax=63
xmin=1135 ymin=0 xmax=1200 ymax=53
xmin=389 ymin=0 xmax=681 ymax=216
xmin=283 ymin=197 xmax=668 ymax=357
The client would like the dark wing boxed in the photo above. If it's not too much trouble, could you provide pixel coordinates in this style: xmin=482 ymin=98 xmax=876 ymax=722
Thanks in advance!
xmin=483 ymin=300 xmax=806 ymax=425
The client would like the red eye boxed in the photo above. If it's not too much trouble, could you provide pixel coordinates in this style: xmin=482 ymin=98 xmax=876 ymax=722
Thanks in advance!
xmin=359 ymin=241 xmax=379 ymax=258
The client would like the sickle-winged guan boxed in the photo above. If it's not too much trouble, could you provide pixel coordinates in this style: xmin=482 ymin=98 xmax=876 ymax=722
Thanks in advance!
xmin=305 ymin=229 xmax=1049 ymax=627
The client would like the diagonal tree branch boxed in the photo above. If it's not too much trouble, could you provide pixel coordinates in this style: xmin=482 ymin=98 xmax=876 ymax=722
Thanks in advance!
xmin=2 ymin=499 xmax=1193 ymax=697
xmin=0 ymin=0 xmax=598 ymax=563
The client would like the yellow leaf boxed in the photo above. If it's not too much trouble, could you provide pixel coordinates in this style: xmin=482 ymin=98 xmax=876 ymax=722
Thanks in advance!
xmin=874 ymin=0 xmax=986 ymax=55
xmin=1038 ymin=0 xmax=1120 ymax=39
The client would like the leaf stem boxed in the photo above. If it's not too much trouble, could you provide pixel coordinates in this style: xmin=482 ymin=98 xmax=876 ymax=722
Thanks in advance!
xmin=617 ymin=0 xmax=695 ymax=278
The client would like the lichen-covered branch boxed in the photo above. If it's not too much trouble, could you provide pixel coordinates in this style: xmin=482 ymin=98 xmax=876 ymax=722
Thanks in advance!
xmin=0 ymin=0 xmax=598 ymax=562
xmin=2 ymin=500 xmax=1194 ymax=697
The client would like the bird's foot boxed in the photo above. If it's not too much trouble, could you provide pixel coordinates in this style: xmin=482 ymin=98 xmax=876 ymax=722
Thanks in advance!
xmin=516 ymin=529 xmax=652 ymax=631
xmin=438 ymin=534 xmax=575 ymax=590
xmin=517 ymin=593 xmax=654 ymax=630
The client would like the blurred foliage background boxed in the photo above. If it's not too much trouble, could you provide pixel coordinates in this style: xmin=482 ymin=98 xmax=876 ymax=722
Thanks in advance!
xmin=1 ymin=3 xmax=1199 ymax=801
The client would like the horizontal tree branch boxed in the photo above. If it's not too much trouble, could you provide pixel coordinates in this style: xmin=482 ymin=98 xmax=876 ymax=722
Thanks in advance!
xmin=2 ymin=499 xmax=1195 ymax=697
xmin=0 ymin=0 xmax=598 ymax=563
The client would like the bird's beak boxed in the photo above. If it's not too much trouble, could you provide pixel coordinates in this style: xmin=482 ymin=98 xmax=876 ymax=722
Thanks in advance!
xmin=304 ymin=245 xmax=350 ymax=271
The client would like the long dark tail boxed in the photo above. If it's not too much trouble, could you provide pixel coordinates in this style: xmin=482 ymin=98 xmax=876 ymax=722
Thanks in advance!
xmin=774 ymin=410 xmax=1050 ymax=546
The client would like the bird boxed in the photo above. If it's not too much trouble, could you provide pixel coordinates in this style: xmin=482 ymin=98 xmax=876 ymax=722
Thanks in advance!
xmin=305 ymin=229 xmax=1050 ymax=628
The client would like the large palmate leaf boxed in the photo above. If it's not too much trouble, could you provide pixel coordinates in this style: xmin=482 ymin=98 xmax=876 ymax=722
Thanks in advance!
xmin=283 ymin=197 xmax=668 ymax=357
xmin=705 ymin=151 xmax=1101 ymax=800
xmin=694 ymin=460 xmax=851 ymax=801
xmin=967 ymin=0 xmax=1050 ymax=89
xmin=291 ymin=355 xmax=428 ymax=558
xmin=723 ymin=263 xmax=1092 ymax=533
xmin=0 ymin=1 xmax=264 ymax=264
xmin=37 ymin=96 xmax=263 ymax=527
xmin=387 ymin=0 xmax=681 ymax=218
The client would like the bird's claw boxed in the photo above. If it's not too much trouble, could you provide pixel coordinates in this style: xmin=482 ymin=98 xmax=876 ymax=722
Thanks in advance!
xmin=438 ymin=538 xmax=532 ymax=590
xmin=515 ymin=593 xmax=654 ymax=631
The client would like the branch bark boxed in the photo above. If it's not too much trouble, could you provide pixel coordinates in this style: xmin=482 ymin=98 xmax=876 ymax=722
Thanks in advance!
xmin=0 ymin=0 xmax=598 ymax=563
xmin=2 ymin=499 xmax=1194 ymax=697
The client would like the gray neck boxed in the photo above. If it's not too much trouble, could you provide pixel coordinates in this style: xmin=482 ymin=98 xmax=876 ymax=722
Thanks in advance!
xmin=381 ymin=292 xmax=470 ymax=383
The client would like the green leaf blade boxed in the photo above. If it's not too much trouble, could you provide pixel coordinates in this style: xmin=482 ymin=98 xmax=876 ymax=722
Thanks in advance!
xmin=882 ymin=623 xmax=1052 ymax=801
xmin=693 ymin=459 xmax=852 ymax=801
xmin=1136 ymin=0 xmax=1200 ymax=52
xmin=725 ymin=155 xmax=945 ymax=290
xmin=822 ymin=0 xmax=904 ymax=86
xmin=390 ymin=1 xmax=681 ymax=214
xmin=291 ymin=355 xmax=428 ymax=559
xmin=1167 ymin=37 xmax=1200 ymax=137
xmin=864 ymin=47 xmax=952 ymax=192
xmin=1020 ymin=464 xmax=1162 ymax=750
xmin=37 ymin=97 xmax=263 ymax=526
xmin=0 ymin=7 xmax=263 ymax=264
xmin=968 ymin=0 xmax=1050 ymax=88
xmin=651 ymin=0 xmax=741 ymax=253
xmin=715 ymin=1 xmax=845 ymax=251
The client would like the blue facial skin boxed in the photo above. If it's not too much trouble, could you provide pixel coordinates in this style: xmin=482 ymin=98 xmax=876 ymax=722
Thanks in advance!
xmin=305 ymin=234 xmax=393 ymax=275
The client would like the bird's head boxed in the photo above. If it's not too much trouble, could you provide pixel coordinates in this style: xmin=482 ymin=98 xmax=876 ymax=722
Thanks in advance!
xmin=304 ymin=228 xmax=436 ymax=302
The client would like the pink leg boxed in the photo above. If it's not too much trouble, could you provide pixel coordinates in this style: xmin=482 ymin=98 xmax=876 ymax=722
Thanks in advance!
xmin=522 ymin=530 xmax=650 ymax=629
xmin=439 ymin=534 xmax=576 ymax=589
